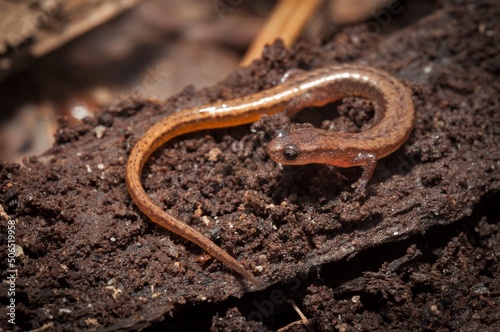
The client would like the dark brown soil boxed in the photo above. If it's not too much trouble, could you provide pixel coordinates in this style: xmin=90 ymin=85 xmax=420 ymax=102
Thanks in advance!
xmin=1 ymin=0 xmax=499 ymax=331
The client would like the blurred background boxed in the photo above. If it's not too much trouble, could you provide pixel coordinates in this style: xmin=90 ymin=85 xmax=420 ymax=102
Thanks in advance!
xmin=0 ymin=0 xmax=433 ymax=163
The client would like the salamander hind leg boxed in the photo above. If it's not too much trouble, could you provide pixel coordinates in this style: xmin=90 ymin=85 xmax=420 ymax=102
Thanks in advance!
xmin=283 ymin=90 xmax=332 ymax=117
xmin=280 ymin=68 xmax=308 ymax=84
xmin=351 ymin=152 xmax=377 ymax=190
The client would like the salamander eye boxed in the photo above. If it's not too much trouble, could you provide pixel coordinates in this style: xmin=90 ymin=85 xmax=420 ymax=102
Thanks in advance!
xmin=282 ymin=144 xmax=299 ymax=160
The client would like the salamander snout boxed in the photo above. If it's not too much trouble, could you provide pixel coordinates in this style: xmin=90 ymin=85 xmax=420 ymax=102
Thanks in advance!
xmin=267 ymin=129 xmax=309 ymax=165
xmin=267 ymin=126 xmax=329 ymax=165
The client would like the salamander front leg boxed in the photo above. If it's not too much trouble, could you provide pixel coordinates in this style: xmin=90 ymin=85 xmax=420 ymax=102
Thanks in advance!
xmin=351 ymin=152 xmax=377 ymax=190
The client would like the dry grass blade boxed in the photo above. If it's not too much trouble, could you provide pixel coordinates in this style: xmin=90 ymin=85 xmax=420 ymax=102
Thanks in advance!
xmin=277 ymin=300 xmax=315 ymax=332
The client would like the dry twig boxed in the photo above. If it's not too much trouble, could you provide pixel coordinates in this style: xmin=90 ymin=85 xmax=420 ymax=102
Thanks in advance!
xmin=240 ymin=0 xmax=323 ymax=66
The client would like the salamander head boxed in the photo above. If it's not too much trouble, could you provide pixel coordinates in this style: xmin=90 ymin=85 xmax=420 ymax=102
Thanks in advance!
xmin=266 ymin=128 xmax=325 ymax=165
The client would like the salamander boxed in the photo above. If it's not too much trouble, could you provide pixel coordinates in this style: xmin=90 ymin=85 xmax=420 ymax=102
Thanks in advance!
xmin=125 ymin=64 xmax=415 ymax=286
